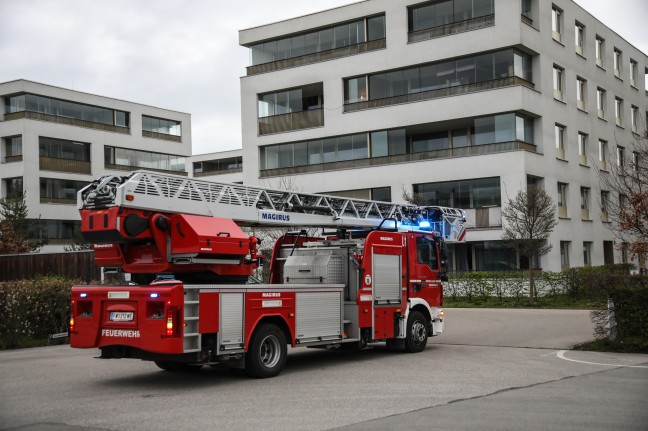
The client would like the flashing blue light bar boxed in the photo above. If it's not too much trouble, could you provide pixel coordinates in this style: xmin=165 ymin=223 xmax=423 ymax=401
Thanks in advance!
xmin=80 ymin=293 xmax=88 ymax=298
xmin=419 ymin=221 xmax=431 ymax=228
xmin=150 ymin=293 xmax=159 ymax=299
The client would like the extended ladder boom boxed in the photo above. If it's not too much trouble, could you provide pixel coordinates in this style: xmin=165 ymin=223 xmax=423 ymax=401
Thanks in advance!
xmin=79 ymin=171 xmax=466 ymax=241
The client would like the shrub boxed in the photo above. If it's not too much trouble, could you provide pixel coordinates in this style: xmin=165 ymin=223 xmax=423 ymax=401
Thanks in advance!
xmin=0 ymin=276 xmax=77 ymax=349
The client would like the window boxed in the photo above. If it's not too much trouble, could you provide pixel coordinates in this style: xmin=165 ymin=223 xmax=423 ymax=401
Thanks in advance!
xmin=595 ymin=36 xmax=604 ymax=67
xmin=558 ymin=182 xmax=568 ymax=218
xmin=249 ymin=15 xmax=383 ymax=66
xmin=553 ymin=65 xmax=564 ymax=100
xmin=630 ymin=59 xmax=638 ymax=87
xmin=560 ymin=241 xmax=571 ymax=270
xmin=614 ymin=49 xmax=622 ymax=78
xmin=32 ymin=220 xmax=78 ymax=240
xmin=416 ymin=237 xmax=439 ymax=270
xmin=4 ymin=93 xmax=128 ymax=128
xmin=578 ymin=132 xmax=588 ymax=165
xmin=325 ymin=187 xmax=391 ymax=202
xmin=615 ymin=97 xmax=623 ymax=127
xmin=39 ymin=137 xmax=90 ymax=161
xmin=555 ymin=124 xmax=565 ymax=159
xmin=583 ymin=242 xmax=592 ymax=266
xmin=633 ymin=151 xmax=640 ymax=172
xmin=142 ymin=115 xmax=182 ymax=137
xmin=599 ymin=140 xmax=608 ymax=170
xmin=262 ymin=133 xmax=368 ymax=169
xmin=617 ymin=145 xmax=625 ymax=168
xmin=575 ymin=22 xmax=585 ymax=55
xmin=601 ymin=191 xmax=610 ymax=221
xmin=2 ymin=135 xmax=22 ymax=162
xmin=596 ymin=88 xmax=606 ymax=118
xmin=413 ymin=177 xmax=501 ymax=209
xmin=551 ymin=6 xmax=562 ymax=42
xmin=576 ymin=77 xmax=586 ymax=110
xmin=344 ymin=48 xmax=532 ymax=105
xmin=408 ymin=0 xmax=494 ymax=33
xmin=104 ymin=146 xmax=186 ymax=172
xmin=621 ymin=242 xmax=629 ymax=264
xmin=631 ymin=105 xmax=639 ymax=133
xmin=258 ymin=84 xmax=322 ymax=118
xmin=3 ymin=177 xmax=23 ymax=199
xmin=40 ymin=178 xmax=89 ymax=204
xmin=581 ymin=187 xmax=590 ymax=220
xmin=521 ymin=0 xmax=532 ymax=20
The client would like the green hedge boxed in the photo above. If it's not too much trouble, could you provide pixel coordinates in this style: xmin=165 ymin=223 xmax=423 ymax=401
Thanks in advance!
xmin=0 ymin=276 xmax=77 ymax=349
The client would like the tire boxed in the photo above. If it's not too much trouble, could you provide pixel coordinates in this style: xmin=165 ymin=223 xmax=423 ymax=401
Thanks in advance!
xmin=245 ymin=323 xmax=287 ymax=378
xmin=155 ymin=361 xmax=203 ymax=372
xmin=404 ymin=311 xmax=428 ymax=353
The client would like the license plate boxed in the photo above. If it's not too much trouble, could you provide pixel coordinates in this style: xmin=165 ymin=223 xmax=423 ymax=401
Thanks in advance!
xmin=110 ymin=311 xmax=134 ymax=322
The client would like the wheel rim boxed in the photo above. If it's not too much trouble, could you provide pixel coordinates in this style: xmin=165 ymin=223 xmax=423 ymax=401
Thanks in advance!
xmin=259 ymin=334 xmax=281 ymax=368
xmin=411 ymin=320 xmax=427 ymax=345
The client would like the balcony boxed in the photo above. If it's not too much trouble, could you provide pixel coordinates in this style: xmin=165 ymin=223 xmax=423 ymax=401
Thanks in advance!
xmin=344 ymin=76 xmax=534 ymax=113
xmin=194 ymin=167 xmax=242 ymax=177
xmin=2 ymin=155 xmax=22 ymax=163
xmin=142 ymin=130 xmax=182 ymax=143
xmin=4 ymin=111 xmax=130 ymax=134
xmin=40 ymin=197 xmax=76 ymax=205
xmin=105 ymin=163 xmax=188 ymax=176
xmin=261 ymin=140 xmax=535 ymax=178
xmin=247 ymin=39 xmax=386 ymax=76
xmin=258 ymin=108 xmax=324 ymax=135
xmin=409 ymin=14 xmax=494 ymax=43
xmin=39 ymin=157 xmax=91 ymax=175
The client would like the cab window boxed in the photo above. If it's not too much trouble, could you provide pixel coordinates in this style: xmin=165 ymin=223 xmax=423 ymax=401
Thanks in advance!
xmin=416 ymin=237 xmax=438 ymax=269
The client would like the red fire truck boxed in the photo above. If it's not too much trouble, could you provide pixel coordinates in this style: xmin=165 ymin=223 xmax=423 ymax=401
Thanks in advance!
xmin=70 ymin=171 xmax=466 ymax=378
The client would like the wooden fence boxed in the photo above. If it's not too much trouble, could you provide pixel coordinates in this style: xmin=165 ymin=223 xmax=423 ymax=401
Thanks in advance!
xmin=0 ymin=251 xmax=101 ymax=282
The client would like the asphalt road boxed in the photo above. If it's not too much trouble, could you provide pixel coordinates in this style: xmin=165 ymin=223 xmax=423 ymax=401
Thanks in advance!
xmin=1 ymin=308 xmax=647 ymax=431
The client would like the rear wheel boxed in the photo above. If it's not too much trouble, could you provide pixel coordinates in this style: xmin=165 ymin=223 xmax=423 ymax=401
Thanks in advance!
xmin=404 ymin=311 xmax=428 ymax=353
xmin=245 ymin=323 xmax=287 ymax=378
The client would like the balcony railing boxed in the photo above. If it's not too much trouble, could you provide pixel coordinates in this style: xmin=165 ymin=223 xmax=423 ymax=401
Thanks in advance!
xmin=142 ymin=130 xmax=182 ymax=142
xmin=39 ymin=156 xmax=91 ymax=175
xmin=40 ymin=197 xmax=76 ymax=205
xmin=2 ymin=155 xmax=22 ymax=163
xmin=4 ymin=111 xmax=130 ymax=135
xmin=194 ymin=167 xmax=243 ymax=177
xmin=261 ymin=140 xmax=536 ymax=178
xmin=408 ymin=15 xmax=495 ymax=43
xmin=105 ymin=163 xmax=188 ymax=176
xmin=259 ymin=108 xmax=324 ymax=135
xmin=247 ymin=39 xmax=386 ymax=76
xmin=344 ymin=76 xmax=534 ymax=113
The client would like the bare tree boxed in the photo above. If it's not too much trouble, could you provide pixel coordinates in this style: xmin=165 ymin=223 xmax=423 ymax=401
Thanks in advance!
xmin=597 ymin=127 xmax=648 ymax=265
xmin=501 ymin=187 xmax=557 ymax=298
xmin=401 ymin=185 xmax=427 ymax=206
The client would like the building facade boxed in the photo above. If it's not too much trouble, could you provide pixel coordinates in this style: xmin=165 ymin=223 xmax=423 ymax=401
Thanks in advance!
xmin=238 ymin=0 xmax=648 ymax=271
xmin=0 ymin=80 xmax=192 ymax=252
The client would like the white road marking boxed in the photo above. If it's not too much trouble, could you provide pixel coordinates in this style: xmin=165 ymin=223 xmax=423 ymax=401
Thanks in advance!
xmin=557 ymin=350 xmax=648 ymax=369
xmin=540 ymin=351 xmax=559 ymax=357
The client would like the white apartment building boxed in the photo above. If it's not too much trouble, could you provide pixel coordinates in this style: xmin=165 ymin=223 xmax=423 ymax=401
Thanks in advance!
xmin=0 ymin=80 xmax=192 ymax=252
xmin=238 ymin=0 xmax=648 ymax=272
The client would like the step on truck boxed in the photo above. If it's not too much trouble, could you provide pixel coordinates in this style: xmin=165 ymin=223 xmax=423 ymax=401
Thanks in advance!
xmin=70 ymin=171 xmax=466 ymax=378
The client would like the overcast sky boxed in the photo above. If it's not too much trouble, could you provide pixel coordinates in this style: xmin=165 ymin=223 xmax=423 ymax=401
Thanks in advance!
xmin=1 ymin=0 xmax=646 ymax=156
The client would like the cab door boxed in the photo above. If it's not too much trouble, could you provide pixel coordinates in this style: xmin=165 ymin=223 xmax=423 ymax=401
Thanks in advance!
xmin=409 ymin=236 xmax=442 ymax=306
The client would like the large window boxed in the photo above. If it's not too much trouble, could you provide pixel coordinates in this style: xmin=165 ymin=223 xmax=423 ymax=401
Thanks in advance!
xmin=4 ymin=93 xmax=129 ymax=128
xmin=4 ymin=177 xmax=23 ymax=199
xmin=142 ymin=115 xmax=182 ymax=136
xmin=34 ymin=220 xmax=78 ymax=240
xmin=40 ymin=178 xmax=88 ymax=204
xmin=408 ymin=0 xmax=494 ymax=32
xmin=414 ymin=177 xmax=501 ymax=208
xmin=104 ymin=146 xmax=186 ymax=172
xmin=258 ymin=83 xmax=323 ymax=118
xmin=39 ymin=137 xmax=90 ymax=161
xmin=260 ymin=112 xmax=533 ymax=172
xmin=2 ymin=135 xmax=22 ymax=161
xmin=344 ymin=49 xmax=532 ymax=104
xmin=262 ymin=133 xmax=368 ymax=169
xmin=249 ymin=15 xmax=385 ymax=66
xmin=324 ymin=187 xmax=391 ymax=202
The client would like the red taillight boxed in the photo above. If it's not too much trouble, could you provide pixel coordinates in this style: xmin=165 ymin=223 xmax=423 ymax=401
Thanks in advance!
xmin=166 ymin=308 xmax=177 ymax=337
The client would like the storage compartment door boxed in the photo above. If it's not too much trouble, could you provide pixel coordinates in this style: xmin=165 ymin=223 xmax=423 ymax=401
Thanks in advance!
xmin=219 ymin=293 xmax=244 ymax=350
xmin=296 ymin=292 xmax=342 ymax=342
xmin=373 ymin=253 xmax=402 ymax=304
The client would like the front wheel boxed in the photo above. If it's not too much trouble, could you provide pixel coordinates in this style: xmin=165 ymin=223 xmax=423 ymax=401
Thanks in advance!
xmin=404 ymin=311 xmax=428 ymax=353
xmin=245 ymin=323 xmax=287 ymax=378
